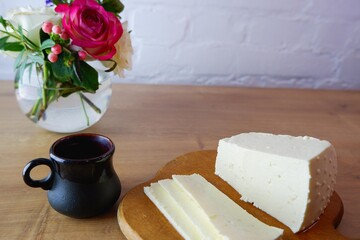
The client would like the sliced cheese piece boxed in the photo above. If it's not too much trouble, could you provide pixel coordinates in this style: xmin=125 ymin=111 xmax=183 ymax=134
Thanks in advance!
xmin=173 ymin=174 xmax=284 ymax=240
xmin=144 ymin=183 xmax=203 ymax=240
xmin=215 ymin=132 xmax=337 ymax=233
xmin=158 ymin=179 xmax=222 ymax=239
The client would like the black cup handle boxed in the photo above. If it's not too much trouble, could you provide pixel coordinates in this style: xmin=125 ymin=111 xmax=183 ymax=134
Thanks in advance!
xmin=22 ymin=158 xmax=55 ymax=190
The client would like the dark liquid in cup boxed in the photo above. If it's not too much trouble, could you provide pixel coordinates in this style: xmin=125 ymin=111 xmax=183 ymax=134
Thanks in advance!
xmin=52 ymin=135 xmax=112 ymax=160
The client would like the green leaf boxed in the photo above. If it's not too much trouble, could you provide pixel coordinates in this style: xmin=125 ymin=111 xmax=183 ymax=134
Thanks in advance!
xmin=14 ymin=70 xmax=21 ymax=86
xmin=26 ymin=63 xmax=34 ymax=81
xmin=51 ymin=0 xmax=68 ymax=4
xmin=15 ymin=59 xmax=27 ymax=83
xmin=41 ymin=39 xmax=55 ymax=50
xmin=17 ymin=62 xmax=36 ymax=86
xmin=40 ymin=29 xmax=50 ymax=43
xmin=40 ymin=29 xmax=52 ymax=58
xmin=3 ymin=42 xmax=24 ymax=51
xmin=17 ymin=25 xmax=24 ymax=37
xmin=0 ymin=16 xmax=7 ymax=28
xmin=14 ymin=49 xmax=25 ymax=68
xmin=73 ymin=59 xmax=99 ymax=93
xmin=58 ymin=83 xmax=83 ymax=97
xmin=101 ymin=0 xmax=124 ymax=14
xmin=50 ymin=53 xmax=74 ymax=83
xmin=28 ymin=54 xmax=45 ymax=65
xmin=0 ymin=36 xmax=9 ymax=50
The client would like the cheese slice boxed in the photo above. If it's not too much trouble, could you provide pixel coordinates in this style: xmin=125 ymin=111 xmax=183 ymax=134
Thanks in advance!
xmin=215 ymin=132 xmax=337 ymax=233
xmin=145 ymin=174 xmax=284 ymax=240
xmin=144 ymin=183 xmax=203 ymax=240
xmin=173 ymin=174 xmax=284 ymax=240
xmin=158 ymin=179 xmax=222 ymax=239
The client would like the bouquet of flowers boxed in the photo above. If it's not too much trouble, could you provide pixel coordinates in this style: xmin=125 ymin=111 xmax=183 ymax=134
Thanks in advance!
xmin=0 ymin=0 xmax=132 ymax=124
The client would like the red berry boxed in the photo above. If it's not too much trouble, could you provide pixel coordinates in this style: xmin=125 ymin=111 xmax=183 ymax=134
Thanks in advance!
xmin=51 ymin=44 xmax=62 ymax=55
xmin=52 ymin=25 xmax=62 ymax=35
xmin=42 ymin=22 xmax=53 ymax=34
xmin=60 ymin=32 xmax=70 ymax=40
xmin=78 ymin=51 xmax=87 ymax=60
xmin=48 ymin=53 xmax=58 ymax=63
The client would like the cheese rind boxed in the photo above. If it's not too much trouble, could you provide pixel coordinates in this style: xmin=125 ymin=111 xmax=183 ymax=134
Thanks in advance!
xmin=215 ymin=132 xmax=337 ymax=233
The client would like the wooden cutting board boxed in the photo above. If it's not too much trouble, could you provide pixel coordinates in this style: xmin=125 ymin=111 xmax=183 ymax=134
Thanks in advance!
xmin=118 ymin=150 xmax=348 ymax=240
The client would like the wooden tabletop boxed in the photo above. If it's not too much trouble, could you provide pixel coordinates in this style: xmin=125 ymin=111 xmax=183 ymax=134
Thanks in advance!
xmin=0 ymin=81 xmax=359 ymax=239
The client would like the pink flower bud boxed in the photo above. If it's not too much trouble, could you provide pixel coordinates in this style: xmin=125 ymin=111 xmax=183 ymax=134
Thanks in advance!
xmin=51 ymin=44 xmax=62 ymax=55
xmin=42 ymin=22 xmax=53 ymax=34
xmin=48 ymin=53 xmax=58 ymax=63
xmin=60 ymin=32 xmax=70 ymax=40
xmin=52 ymin=25 xmax=62 ymax=35
xmin=78 ymin=51 xmax=87 ymax=60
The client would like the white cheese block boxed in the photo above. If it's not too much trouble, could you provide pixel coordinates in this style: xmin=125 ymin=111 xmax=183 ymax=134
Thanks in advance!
xmin=215 ymin=132 xmax=337 ymax=233
xmin=144 ymin=183 xmax=203 ymax=240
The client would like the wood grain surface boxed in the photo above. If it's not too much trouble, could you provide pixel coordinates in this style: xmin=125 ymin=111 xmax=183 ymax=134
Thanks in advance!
xmin=118 ymin=150 xmax=346 ymax=240
xmin=0 ymin=81 xmax=359 ymax=239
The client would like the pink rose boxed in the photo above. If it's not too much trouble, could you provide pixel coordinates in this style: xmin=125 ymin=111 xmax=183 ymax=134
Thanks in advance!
xmin=55 ymin=0 xmax=123 ymax=60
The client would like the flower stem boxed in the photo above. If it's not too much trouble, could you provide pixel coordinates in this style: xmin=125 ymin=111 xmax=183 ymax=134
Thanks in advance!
xmin=0 ymin=30 xmax=21 ymax=41
xmin=79 ymin=92 xmax=102 ymax=114
xmin=42 ymin=64 xmax=49 ymax=109
xmin=27 ymin=98 xmax=42 ymax=122
xmin=79 ymin=92 xmax=90 ymax=126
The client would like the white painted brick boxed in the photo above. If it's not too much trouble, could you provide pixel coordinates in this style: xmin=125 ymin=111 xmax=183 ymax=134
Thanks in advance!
xmin=196 ymin=0 xmax=307 ymax=13
xmin=306 ymin=0 xmax=360 ymax=21
xmin=1 ymin=0 xmax=360 ymax=90
xmin=210 ymin=75 xmax=357 ymax=90
xmin=190 ymin=10 xmax=246 ymax=44
xmin=131 ymin=44 xmax=176 ymax=77
xmin=235 ymin=48 xmax=334 ymax=78
xmin=315 ymin=22 xmax=353 ymax=53
xmin=314 ymin=78 xmax=360 ymax=89
xmin=132 ymin=7 xmax=189 ymax=45
xmin=124 ymin=0 xmax=195 ymax=7
xmin=176 ymin=44 xmax=236 ymax=75
xmin=339 ymin=54 xmax=360 ymax=82
xmin=229 ymin=0 xmax=308 ymax=12
xmin=347 ymin=26 xmax=360 ymax=50
xmin=249 ymin=17 xmax=316 ymax=50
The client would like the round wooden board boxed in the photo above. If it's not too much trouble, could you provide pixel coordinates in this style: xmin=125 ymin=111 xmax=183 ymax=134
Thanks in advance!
xmin=118 ymin=150 xmax=348 ymax=240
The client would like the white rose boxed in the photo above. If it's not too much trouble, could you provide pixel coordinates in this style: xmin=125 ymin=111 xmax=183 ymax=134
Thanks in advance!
xmin=1 ymin=6 xmax=60 ymax=57
xmin=103 ymin=21 xmax=133 ymax=77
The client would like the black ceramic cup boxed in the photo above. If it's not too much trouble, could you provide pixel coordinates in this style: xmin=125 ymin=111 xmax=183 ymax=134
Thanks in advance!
xmin=22 ymin=133 xmax=121 ymax=218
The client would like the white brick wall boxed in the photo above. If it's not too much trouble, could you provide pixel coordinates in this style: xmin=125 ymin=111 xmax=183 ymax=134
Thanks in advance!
xmin=0 ymin=0 xmax=359 ymax=89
